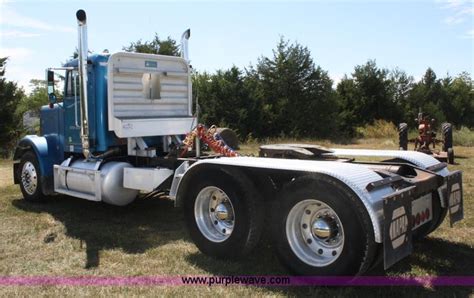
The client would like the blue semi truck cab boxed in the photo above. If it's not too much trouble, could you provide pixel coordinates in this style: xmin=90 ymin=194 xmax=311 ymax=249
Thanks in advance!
xmin=60 ymin=54 xmax=117 ymax=154
xmin=13 ymin=8 xmax=195 ymax=202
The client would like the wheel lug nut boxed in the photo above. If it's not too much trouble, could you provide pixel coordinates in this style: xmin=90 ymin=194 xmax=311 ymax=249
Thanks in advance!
xmin=306 ymin=238 xmax=312 ymax=244
xmin=222 ymin=229 xmax=226 ymax=233
xmin=214 ymin=220 xmax=218 ymax=225
xmin=318 ymin=249 xmax=323 ymax=255
xmin=302 ymin=223 xmax=308 ymax=229
xmin=210 ymin=208 xmax=215 ymax=212
xmin=332 ymin=251 xmax=337 ymax=256
xmin=305 ymin=210 xmax=311 ymax=215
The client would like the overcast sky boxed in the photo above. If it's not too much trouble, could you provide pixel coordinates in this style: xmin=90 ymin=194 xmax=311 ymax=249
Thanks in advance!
xmin=1 ymin=0 xmax=473 ymax=93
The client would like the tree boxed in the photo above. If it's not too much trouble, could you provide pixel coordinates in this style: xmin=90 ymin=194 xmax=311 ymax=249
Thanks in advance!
xmin=441 ymin=72 xmax=474 ymax=127
xmin=336 ymin=75 xmax=359 ymax=135
xmin=123 ymin=34 xmax=179 ymax=56
xmin=0 ymin=57 xmax=7 ymax=76
xmin=404 ymin=68 xmax=446 ymax=124
xmin=71 ymin=48 xmax=79 ymax=59
xmin=14 ymin=80 xmax=52 ymax=134
xmin=355 ymin=60 xmax=399 ymax=122
xmin=16 ymin=80 xmax=49 ymax=117
xmin=193 ymin=67 xmax=262 ymax=138
xmin=389 ymin=68 xmax=414 ymax=119
xmin=249 ymin=37 xmax=337 ymax=138
xmin=0 ymin=58 xmax=25 ymax=157
xmin=336 ymin=60 xmax=398 ymax=135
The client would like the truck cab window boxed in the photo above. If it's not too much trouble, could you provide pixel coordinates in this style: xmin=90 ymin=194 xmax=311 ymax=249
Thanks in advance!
xmin=65 ymin=70 xmax=80 ymax=98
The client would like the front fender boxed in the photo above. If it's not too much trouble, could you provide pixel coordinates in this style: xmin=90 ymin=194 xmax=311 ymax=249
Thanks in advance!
xmin=13 ymin=135 xmax=63 ymax=195
xmin=14 ymin=135 xmax=49 ymax=174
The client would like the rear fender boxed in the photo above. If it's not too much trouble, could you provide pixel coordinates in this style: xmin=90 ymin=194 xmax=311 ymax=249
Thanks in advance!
xmin=175 ymin=157 xmax=395 ymax=243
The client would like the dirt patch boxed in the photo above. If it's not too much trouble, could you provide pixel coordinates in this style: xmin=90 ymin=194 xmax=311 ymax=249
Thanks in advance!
xmin=0 ymin=160 xmax=13 ymax=188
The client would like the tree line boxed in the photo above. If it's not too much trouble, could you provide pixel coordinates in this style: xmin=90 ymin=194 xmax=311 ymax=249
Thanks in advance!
xmin=1 ymin=34 xmax=472 ymax=156
xmin=193 ymin=38 xmax=473 ymax=140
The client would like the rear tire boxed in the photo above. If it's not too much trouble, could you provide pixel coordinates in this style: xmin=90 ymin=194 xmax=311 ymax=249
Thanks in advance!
xmin=271 ymin=175 xmax=377 ymax=275
xmin=184 ymin=168 xmax=263 ymax=259
xmin=18 ymin=151 xmax=45 ymax=202
xmin=447 ymin=148 xmax=454 ymax=165
xmin=398 ymin=123 xmax=408 ymax=150
xmin=216 ymin=127 xmax=239 ymax=150
xmin=442 ymin=122 xmax=453 ymax=151
xmin=442 ymin=123 xmax=454 ymax=164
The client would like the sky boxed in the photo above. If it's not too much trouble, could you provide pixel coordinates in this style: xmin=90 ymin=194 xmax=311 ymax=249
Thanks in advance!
xmin=0 ymin=0 xmax=473 ymax=93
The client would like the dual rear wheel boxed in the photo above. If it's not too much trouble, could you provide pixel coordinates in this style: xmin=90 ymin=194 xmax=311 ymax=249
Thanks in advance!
xmin=272 ymin=175 xmax=377 ymax=275
xmin=184 ymin=172 xmax=376 ymax=275
xmin=184 ymin=168 xmax=264 ymax=259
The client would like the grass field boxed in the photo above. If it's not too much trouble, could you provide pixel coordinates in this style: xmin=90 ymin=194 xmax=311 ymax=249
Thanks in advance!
xmin=0 ymin=139 xmax=473 ymax=296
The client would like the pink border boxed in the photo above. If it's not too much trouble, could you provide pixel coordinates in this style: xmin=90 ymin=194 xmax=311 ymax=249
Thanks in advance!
xmin=0 ymin=276 xmax=473 ymax=287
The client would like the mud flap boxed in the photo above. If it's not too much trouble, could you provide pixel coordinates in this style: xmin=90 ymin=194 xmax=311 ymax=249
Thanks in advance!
xmin=13 ymin=162 xmax=20 ymax=184
xmin=383 ymin=186 xmax=414 ymax=269
xmin=446 ymin=171 xmax=463 ymax=227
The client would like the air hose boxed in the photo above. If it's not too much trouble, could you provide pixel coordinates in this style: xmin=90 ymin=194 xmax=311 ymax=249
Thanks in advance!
xmin=180 ymin=124 xmax=239 ymax=158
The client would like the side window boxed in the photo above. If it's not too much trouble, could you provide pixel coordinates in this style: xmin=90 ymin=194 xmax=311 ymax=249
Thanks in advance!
xmin=65 ymin=71 xmax=73 ymax=97
xmin=65 ymin=71 xmax=80 ymax=97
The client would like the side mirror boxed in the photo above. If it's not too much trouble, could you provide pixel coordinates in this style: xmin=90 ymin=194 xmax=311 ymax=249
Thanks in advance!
xmin=46 ymin=70 xmax=56 ymax=105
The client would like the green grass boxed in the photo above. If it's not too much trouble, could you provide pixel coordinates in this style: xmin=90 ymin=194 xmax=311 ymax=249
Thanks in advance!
xmin=356 ymin=120 xmax=398 ymax=140
xmin=0 ymin=139 xmax=473 ymax=296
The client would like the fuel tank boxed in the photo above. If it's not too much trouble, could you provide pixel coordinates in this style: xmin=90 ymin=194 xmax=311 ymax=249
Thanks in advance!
xmin=55 ymin=159 xmax=138 ymax=206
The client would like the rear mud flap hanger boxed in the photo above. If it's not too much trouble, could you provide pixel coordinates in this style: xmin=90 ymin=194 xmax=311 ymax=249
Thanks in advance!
xmin=381 ymin=170 xmax=463 ymax=269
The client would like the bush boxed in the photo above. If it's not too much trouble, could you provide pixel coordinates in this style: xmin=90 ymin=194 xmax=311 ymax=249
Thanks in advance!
xmin=453 ymin=126 xmax=474 ymax=147
xmin=356 ymin=120 xmax=398 ymax=139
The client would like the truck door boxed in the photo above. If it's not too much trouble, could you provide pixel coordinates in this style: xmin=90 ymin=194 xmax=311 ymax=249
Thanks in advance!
xmin=63 ymin=70 xmax=81 ymax=152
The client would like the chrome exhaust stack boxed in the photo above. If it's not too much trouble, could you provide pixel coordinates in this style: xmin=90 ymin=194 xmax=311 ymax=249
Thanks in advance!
xmin=76 ymin=9 xmax=90 ymax=159
xmin=180 ymin=29 xmax=190 ymax=62
xmin=180 ymin=29 xmax=199 ymax=155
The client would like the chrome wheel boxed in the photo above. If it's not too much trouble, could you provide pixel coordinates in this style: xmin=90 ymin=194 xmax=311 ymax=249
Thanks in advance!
xmin=194 ymin=186 xmax=235 ymax=243
xmin=21 ymin=161 xmax=38 ymax=195
xmin=286 ymin=199 xmax=344 ymax=267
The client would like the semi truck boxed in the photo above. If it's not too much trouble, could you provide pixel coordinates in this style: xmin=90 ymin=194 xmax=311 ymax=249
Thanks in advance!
xmin=13 ymin=10 xmax=464 ymax=276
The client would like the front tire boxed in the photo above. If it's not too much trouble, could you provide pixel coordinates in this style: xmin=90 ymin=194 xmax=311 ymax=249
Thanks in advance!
xmin=184 ymin=168 xmax=263 ymax=259
xmin=271 ymin=175 xmax=377 ymax=275
xmin=18 ymin=151 xmax=45 ymax=202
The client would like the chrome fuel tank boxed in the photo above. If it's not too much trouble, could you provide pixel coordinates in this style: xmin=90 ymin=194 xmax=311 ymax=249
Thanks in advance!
xmin=54 ymin=159 xmax=138 ymax=206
